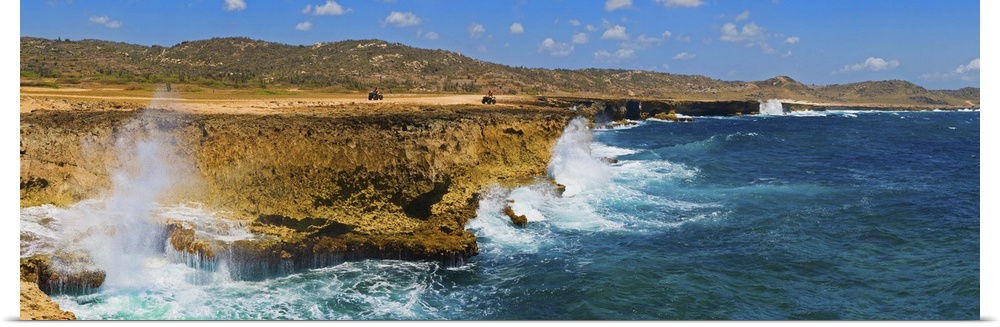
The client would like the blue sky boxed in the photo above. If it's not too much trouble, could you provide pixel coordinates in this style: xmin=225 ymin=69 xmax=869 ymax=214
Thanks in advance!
xmin=17 ymin=0 xmax=982 ymax=90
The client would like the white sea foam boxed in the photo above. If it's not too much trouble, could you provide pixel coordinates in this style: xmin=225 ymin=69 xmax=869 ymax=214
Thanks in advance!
xmin=786 ymin=110 xmax=829 ymax=117
xmin=592 ymin=119 xmax=645 ymax=130
xmin=507 ymin=186 xmax=548 ymax=222
xmin=55 ymin=257 xmax=456 ymax=320
xmin=724 ymin=131 xmax=759 ymax=141
xmin=467 ymin=179 xmax=625 ymax=254
xmin=590 ymin=142 xmax=638 ymax=158
xmin=613 ymin=160 xmax=699 ymax=183
xmin=465 ymin=186 xmax=548 ymax=254
xmin=159 ymin=203 xmax=258 ymax=243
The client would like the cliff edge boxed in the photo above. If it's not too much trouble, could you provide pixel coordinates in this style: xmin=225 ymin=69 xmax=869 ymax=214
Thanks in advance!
xmin=20 ymin=97 xmax=574 ymax=293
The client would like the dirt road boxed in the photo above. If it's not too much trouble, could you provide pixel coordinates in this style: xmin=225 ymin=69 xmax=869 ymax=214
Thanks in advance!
xmin=19 ymin=87 xmax=539 ymax=114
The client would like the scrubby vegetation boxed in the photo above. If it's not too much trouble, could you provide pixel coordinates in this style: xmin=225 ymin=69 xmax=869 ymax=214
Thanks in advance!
xmin=20 ymin=37 xmax=978 ymax=107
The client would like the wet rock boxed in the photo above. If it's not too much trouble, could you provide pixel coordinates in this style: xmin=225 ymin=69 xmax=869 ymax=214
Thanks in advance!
xmin=553 ymin=183 xmax=567 ymax=197
xmin=20 ymin=254 xmax=106 ymax=295
xmin=165 ymin=220 xmax=218 ymax=260
xmin=503 ymin=205 xmax=528 ymax=228
xmin=651 ymin=110 xmax=694 ymax=122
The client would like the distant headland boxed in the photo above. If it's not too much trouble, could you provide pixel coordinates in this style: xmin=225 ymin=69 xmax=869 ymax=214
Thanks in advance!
xmin=20 ymin=37 xmax=978 ymax=109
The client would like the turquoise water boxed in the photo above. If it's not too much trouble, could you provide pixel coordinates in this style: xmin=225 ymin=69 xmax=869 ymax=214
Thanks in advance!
xmin=38 ymin=110 xmax=979 ymax=320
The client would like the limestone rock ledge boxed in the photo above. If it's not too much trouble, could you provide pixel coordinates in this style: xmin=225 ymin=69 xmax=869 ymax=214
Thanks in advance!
xmin=20 ymin=281 xmax=75 ymax=320
xmin=21 ymin=105 xmax=575 ymax=283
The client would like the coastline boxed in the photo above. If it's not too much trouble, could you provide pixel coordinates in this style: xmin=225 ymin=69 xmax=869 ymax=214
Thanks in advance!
xmin=19 ymin=90 xmax=575 ymax=319
xmin=17 ymin=87 xmax=977 ymax=319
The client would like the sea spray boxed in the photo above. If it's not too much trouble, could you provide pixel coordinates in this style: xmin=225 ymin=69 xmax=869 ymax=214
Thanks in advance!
xmin=759 ymin=99 xmax=785 ymax=115
xmin=466 ymin=185 xmax=547 ymax=254
xmin=50 ymin=86 xmax=202 ymax=291
xmin=467 ymin=116 xmax=624 ymax=247
xmin=547 ymin=117 xmax=611 ymax=197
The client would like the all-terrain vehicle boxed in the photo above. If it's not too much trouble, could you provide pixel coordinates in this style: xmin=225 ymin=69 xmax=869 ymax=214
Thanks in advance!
xmin=368 ymin=90 xmax=383 ymax=101
xmin=482 ymin=95 xmax=496 ymax=104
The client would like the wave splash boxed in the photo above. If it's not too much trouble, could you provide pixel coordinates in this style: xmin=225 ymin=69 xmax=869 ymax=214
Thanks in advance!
xmin=547 ymin=116 xmax=612 ymax=197
xmin=21 ymin=86 xmax=217 ymax=292
xmin=759 ymin=99 xmax=786 ymax=115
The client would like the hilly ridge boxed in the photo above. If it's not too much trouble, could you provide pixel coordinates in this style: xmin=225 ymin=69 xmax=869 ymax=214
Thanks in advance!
xmin=20 ymin=36 xmax=979 ymax=108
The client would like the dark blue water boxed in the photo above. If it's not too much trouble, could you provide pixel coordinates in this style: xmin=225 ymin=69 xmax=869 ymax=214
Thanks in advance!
xmin=47 ymin=110 xmax=979 ymax=320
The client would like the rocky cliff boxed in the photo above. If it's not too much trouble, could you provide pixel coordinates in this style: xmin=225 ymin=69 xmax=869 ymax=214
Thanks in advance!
xmin=20 ymin=281 xmax=75 ymax=320
xmin=544 ymin=96 xmax=965 ymax=123
xmin=20 ymin=103 xmax=574 ymax=290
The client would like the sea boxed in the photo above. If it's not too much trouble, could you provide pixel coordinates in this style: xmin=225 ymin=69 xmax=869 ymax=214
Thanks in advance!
xmin=21 ymin=105 xmax=980 ymax=320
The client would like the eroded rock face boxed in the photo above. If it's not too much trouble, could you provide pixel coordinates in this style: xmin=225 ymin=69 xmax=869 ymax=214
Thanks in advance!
xmin=21 ymin=105 xmax=574 ymax=273
xmin=20 ymin=281 xmax=75 ymax=320
xmin=547 ymin=97 xmax=753 ymax=121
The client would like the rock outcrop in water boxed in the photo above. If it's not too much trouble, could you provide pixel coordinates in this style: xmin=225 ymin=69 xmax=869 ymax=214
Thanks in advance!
xmin=20 ymin=103 xmax=574 ymax=289
xmin=503 ymin=203 xmax=528 ymax=227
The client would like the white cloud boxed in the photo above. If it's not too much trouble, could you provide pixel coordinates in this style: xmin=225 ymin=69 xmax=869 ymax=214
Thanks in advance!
xmin=720 ymin=22 xmax=763 ymax=42
xmin=224 ymin=0 xmax=246 ymax=11
xmin=601 ymin=25 xmax=628 ymax=40
xmin=954 ymin=58 xmax=980 ymax=74
xmin=572 ymin=32 xmax=590 ymax=44
xmin=921 ymin=58 xmax=980 ymax=82
xmin=838 ymin=57 xmax=901 ymax=73
xmin=759 ymin=42 xmax=777 ymax=54
xmin=569 ymin=19 xmax=581 ymax=26
xmin=634 ymin=34 xmax=663 ymax=47
xmin=655 ymin=0 xmax=704 ymax=8
xmin=605 ymin=0 xmax=632 ymax=11
xmin=585 ymin=24 xmax=597 ymax=32
xmin=510 ymin=22 xmax=524 ymax=35
xmin=734 ymin=10 xmax=750 ymax=22
xmin=538 ymin=38 xmax=574 ymax=56
xmin=662 ymin=31 xmax=673 ymax=39
xmin=594 ymin=49 xmax=635 ymax=62
xmin=719 ymin=22 xmax=783 ymax=55
xmin=88 ymin=16 xmax=122 ymax=29
xmin=610 ymin=50 xmax=636 ymax=62
xmin=673 ymin=52 xmax=696 ymax=60
xmin=424 ymin=31 xmax=439 ymax=40
xmin=312 ymin=1 xmax=348 ymax=15
xmin=383 ymin=11 xmax=421 ymax=27
xmin=296 ymin=21 xmax=313 ymax=31
xmin=784 ymin=36 xmax=800 ymax=44
xmin=468 ymin=23 xmax=486 ymax=38
xmin=302 ymin=5 xmax=312 ymax=14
